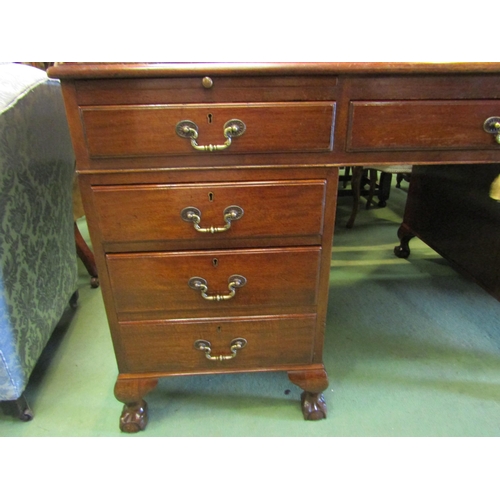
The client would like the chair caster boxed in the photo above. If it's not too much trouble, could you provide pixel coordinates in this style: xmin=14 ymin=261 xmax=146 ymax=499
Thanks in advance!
xmin=19 ymin=407 xmax=34 ymax=422
xmin=1 ymin=393 xmax=34 ymax=421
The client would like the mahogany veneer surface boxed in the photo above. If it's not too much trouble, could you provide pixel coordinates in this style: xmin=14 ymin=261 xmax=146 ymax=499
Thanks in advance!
xmin=49 ymin=62 xmax=500 ymax=432
xmin=91 ymin=179 xmax=327 ymax=248
xmin=81 ymin=103 xmax=336 ymax=157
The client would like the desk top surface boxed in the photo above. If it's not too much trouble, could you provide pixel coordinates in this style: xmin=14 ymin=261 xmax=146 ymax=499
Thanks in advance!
xmin=48 ymin=62 xmax=500 ymax=80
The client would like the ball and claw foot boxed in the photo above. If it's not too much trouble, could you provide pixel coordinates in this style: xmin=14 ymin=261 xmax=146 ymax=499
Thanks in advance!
xmin=119 ymin=400 xmax=149 ymax=433
xmin=300 ymin=391 xmax=327 ymax=421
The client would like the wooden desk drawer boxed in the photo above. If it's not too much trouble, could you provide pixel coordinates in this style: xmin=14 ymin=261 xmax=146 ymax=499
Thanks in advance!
xmin=92 ymin=180 xmax=327 ymax=249
xmin=75 ymin=75 xmax=338 ymax=105
xmin=347 ymin=100 xmax=500 ymax=152
xmin=118 ymin=315 xmax=317 ymax=373
xmin=81 ymin=102 xmax=335 ymax=158
xmin=106 ymin=247 xmax=321 ymax=320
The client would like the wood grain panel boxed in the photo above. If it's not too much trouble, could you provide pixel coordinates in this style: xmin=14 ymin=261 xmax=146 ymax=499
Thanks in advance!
xmin=92 ymin=180 xmax=326 ymax=248
xmin=81 ymin=102 xmax=335 ymax=157
xmin=348 ymin=100 xmax=500 ymax=151
xmin=106 ymin=247 xmax=322 ymax=320
xmin=118 ymin=315 xmax=317 ymax=373
xmin=74 ymin=76 xmax=338 ymax=105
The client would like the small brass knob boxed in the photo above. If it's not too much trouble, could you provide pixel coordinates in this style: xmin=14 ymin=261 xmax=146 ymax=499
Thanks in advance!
xmin=202 ymin=76 xmax=213 ymax=89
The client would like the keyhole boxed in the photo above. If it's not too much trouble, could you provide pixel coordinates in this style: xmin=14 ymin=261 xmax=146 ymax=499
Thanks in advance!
xmin=207 ymin=113 xmax=213 ymax=124
xmin=212 ymin=258 xmax=218 ymax=267
xmin=208 ymin=192 xmax=214 ymax=202
xmin=217 ymin=326 xmax=221 ymax=333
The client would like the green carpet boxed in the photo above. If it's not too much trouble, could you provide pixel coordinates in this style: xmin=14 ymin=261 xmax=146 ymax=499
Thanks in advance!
xmin=1 ymin=177 xmax=499 ymax=437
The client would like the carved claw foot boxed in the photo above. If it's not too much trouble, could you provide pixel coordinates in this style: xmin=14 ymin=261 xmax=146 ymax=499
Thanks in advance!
xmin=114 ymin=377 xmax=158 ymax=433
xmin=288 ymin=366 xmax=329 ymax=421
xmin=119 ymin=400 xmax=149 ymax=433
xmin=301 ymin=391 xmax=327 ymax=421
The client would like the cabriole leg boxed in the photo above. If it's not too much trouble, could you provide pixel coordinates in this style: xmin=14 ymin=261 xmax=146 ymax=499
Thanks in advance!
xmin=394 ymin=224 xmax=415 ymax=259
xmin=114 ymin=377 xmax=158 ymax=433
xmin=288 ymin=368 xmax=329 ymax=421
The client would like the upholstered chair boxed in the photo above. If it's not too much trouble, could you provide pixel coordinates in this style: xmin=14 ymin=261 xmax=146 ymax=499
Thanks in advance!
xmin=0 ymin=63 xmax=78 ymax=420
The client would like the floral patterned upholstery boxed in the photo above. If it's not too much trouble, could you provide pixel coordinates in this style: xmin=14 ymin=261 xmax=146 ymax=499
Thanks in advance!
xmin=0 ymin=63 xmax=77 ymax=404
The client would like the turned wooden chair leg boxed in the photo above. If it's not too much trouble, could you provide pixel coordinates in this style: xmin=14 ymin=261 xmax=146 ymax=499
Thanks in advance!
xmin=396 ymin=173 xmax=403 ymax=188
xmin=365 ymin=168 xmax=378 ymax=209
xmin=342 ymin=166 xmax=351 ymax=188
xmin=75 ymin=222 xmax=99 ymax=288
xmin=346 ymin=166 xmax=363 ymax=228
xmin=377 ymin=172 xmax=392 ymax=207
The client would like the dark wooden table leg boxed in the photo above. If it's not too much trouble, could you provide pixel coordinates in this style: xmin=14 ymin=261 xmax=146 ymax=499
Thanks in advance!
xmin=346 ymin=166 xmax=363 ymax=228
xmin=394 ymin=223 xmax=415 ymax=258
xmin=377 ymin=172 xmax=393 ymax=207
xmin=114 ymin=377 xmax=158 ymax=433
xmin=364 ymin=168 xmax=378 ymax=208
xmin=288 ymin=367 xmax=328 ymax=420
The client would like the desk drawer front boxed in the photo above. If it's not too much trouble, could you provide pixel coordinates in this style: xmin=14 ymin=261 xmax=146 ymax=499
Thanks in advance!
xmin=75 ymin=76 xmax=338 ymax=105
xmin=92 ymin=180 xmax=327 ymax=248
xmin=348 ymin=100 xmax=500 ymax=151
xmin=81 ymin=102 xmax=335 ymax=158
xmin=107 ymin=247 xmax=321 ymax=320
xmin=118 ymin=315 xmax=316 ymax=373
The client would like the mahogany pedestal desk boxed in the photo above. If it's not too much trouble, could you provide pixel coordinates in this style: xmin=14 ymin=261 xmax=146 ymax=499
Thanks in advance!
xmin=49 ymin=63 xmax=500 ymax=432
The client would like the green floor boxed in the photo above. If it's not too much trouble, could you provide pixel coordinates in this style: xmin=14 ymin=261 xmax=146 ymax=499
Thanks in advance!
xmin=2 ymin=178 xmax=500 ymax=437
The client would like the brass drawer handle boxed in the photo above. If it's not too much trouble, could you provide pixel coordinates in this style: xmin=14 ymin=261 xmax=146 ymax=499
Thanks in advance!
xmin=188 ymin=274 xmax=247 ymax=301
xmin=175 ymin=119 xmax=246 ymax=152
xmin=181 ymin=205 xmax=244 ymax=233
xmin=483 ymin=117 xmax=500 ymax=144
xmin=194 ymin=338 xmax=247 ymax=361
